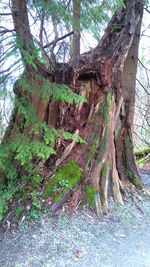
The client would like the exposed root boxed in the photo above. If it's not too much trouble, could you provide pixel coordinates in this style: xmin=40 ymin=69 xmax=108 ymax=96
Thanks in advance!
xmin=94 ymin=192 xmax=102 ymax=217
xmin=66 ymin=185 xmax=83 ymax=213
xmin=51 ymin=190 xmax=73 ymax=212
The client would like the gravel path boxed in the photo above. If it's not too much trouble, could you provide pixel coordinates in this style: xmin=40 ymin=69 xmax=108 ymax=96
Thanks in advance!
xmin=0 ymin=171 xmax=150 ymax=267
xmin=0 ymin=198 xmax=150 ymax=267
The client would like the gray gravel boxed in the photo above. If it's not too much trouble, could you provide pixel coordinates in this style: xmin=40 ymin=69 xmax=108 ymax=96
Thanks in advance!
xmin=0 ymin=198 xmax=150 ymax=267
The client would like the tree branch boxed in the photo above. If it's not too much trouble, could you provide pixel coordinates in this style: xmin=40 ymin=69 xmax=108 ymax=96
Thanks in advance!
xmin=138 ymin=58 xmax=150 ymax=72
xmin=144 ymin=7 xmax=150 ymax=14
xmin=43 ymin=31 xmax=74 ymax=49
xmin=0 ymin=13 xmax=12 ymax=16
xmin=136 ymin=78 xmax=150 ymax=96
xmin=0 ymin=59 xmax=21 ymax=75
xmin=0 ymin=29 xmax=15 ymax=35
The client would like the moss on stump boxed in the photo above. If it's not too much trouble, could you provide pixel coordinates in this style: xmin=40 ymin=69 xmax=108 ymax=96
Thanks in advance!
xmin=43 ymin=160 xmax=82 ymax=200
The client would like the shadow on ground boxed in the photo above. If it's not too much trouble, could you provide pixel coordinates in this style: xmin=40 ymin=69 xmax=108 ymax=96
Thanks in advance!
xmin=0 ymin=173 xmax=150 ymax=267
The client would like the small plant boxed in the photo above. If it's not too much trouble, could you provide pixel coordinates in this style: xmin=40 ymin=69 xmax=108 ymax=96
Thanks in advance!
xmin=59 ymin=217 xmax=69 ymax=228
xmin=29 ymin=209 xmax=40 ymax=219
xmin=0 ymin=200 xmax=8 ymax=221
xmin=15 ymin=206 xmax=25 ymax=217
xmin=31 ymin=191 xmax=42 ymax=209
xmin=43 ymin=160 xmax=82 ymax=200
xmin=84 ymin=185 xmax=96 ymax=207
xmin=26 ymin=191 xmax=43 ymax=220
xmin=29 ymin=173 xmax=41 ymax=187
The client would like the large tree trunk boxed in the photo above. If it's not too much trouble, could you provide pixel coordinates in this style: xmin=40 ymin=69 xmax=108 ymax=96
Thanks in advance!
xmin=71 ymin=0 xmax=81 ymax=67
xmin=1 ymin=0 xmax=147 ymax=216
xmin=54 ymin=0 xmax=144 ymax=215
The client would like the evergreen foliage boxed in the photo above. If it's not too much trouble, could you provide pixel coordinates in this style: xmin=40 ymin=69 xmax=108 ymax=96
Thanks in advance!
xmin=0 ymin=0 xmax=145 ymax=221
xmin=0 ymin=66 xmax=87 ymax=218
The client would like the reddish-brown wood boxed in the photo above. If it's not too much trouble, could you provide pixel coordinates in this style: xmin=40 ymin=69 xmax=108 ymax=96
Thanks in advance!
xmin=3 ymin=0 xmax=146 ymax=215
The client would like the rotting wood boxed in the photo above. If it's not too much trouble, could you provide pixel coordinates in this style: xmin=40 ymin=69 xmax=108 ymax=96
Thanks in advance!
xmin=2 ymin=0 xmax=147 ymax=218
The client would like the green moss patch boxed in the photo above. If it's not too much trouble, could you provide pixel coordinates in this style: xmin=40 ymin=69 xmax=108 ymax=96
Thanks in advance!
xmin=84 ymin=185 xmax=96 ymax=207
xmin=15 ymin=206 xmax=25 ymax=217
xmin=103 ymin=92 xmax=113 ymax=124
xmin=131 ymin=178 xmax=141 ymax=186
xmin=101 ymin=163 xmax=107 ymax=177
xmin=87 ymin=136 xmax=99 ymax=162
xmin=125 ymin=167 xmax=141 ymax=187
xmin=29 ymin=173 xmax=41 ymax=187
xmin=125 ymin=136 xmax=132 ymax=148
xmin=43 ymin=160 xmax=82 ymax=200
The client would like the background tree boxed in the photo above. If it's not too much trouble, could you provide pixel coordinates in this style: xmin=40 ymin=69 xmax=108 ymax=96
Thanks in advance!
xmin=135 ymin=61 xmax=150 ymax=148
xmin=71 ymin=0 xmax=80 ymax=66
xmin=0 ymin=0 xmax=149 ymax=221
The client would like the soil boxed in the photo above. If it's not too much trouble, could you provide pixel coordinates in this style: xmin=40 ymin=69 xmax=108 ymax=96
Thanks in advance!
xmin=0 ymin=172 xmax=150 ymax=267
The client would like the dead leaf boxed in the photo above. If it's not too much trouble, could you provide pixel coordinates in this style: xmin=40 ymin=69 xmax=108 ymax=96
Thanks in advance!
xmin=75 ymin=250 xmax=83 ymax=259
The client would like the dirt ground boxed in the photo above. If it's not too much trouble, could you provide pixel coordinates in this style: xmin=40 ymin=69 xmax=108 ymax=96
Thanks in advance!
xmin=0 ymin=172 xmax=150 ymax=267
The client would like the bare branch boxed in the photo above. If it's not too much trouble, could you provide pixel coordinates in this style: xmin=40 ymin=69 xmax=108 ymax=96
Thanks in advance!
xmin=136 ymin=78 xmax=150 ymax=95
xmin=43 ymin=31 xmax=74 ymax=49
xmin=144 ymin=7 xmax=150 ymax=14
xmin=138 ymin=58 xmax=150 ymax=72
xmin=0 ymin=59 xmax=21 ymax=75
xmin=141 ymin=23 xmax=150 ymax=35
xmin=0 ymin=63 xmax=23 ymax=85
xmin=0 ymin=26 xmax=15 ymax=35
xmin=0 ymin=13 xmax=12 ymax=16
xmin=141 ymin=34 xmax=150 ymax=38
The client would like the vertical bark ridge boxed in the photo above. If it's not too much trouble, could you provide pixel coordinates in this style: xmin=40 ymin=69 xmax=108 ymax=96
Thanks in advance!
xmin=2 ymin=0 xmax=146 ymax=216
xmin=62 ymin=0 xmax=144 ymax=212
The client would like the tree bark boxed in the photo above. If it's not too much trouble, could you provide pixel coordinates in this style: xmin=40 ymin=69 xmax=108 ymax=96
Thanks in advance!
xmin=54 ymin=0 xmax=145 ymax=214
xmin=1 ymin=0 xmax=147 ymax=216
xmin=71 ymin=0 xmax=80 ymax=68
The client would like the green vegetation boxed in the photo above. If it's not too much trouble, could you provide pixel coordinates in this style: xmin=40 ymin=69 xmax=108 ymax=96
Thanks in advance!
xmin=125 ymin=136 xmax=133 ymax=148
xmin=134 ymin=147 xmax=150 ymax=156
xmin=43 ymin=160 xmax=82 ymax=200
xmin=125 ymin=167 xmax=141 ymax=187
xmin=101 ymin=163 xmax=107 ymax=177
xmin=96 ymin=134 xmax=108 ymax=163
xmin=0 ymin=199 xmax=8 ymax=221
xmin=29 ymin=209 xmax=40 ymax=219
xmin=124 ymin=167 xmax=134 ymax=180
xmin=135 ymin=147 xmax=150 ymax=168
xmin=0 ymin=79 xmax=85 ymax=220
xmin=136 ymin=156 xmax=150 ymax=167
xmin=29 ymin=174 xmax=41 ymax=187
xmin=0 ymin=0 xmax=147 ymax=221
xmin=40 ymin=80 xmax=86 ymax=103
xmin=87 ymin=136 xmax=99 ymax=164
xmin=15 ymin=206 xmax=25 ymax=217
xmin=84 ymin=185 xmax=96 ymax=207
xmin=131 ymin=178 xmax=141 ymax=186
xmin=103 ymin=92 xmax=113 ymax=124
